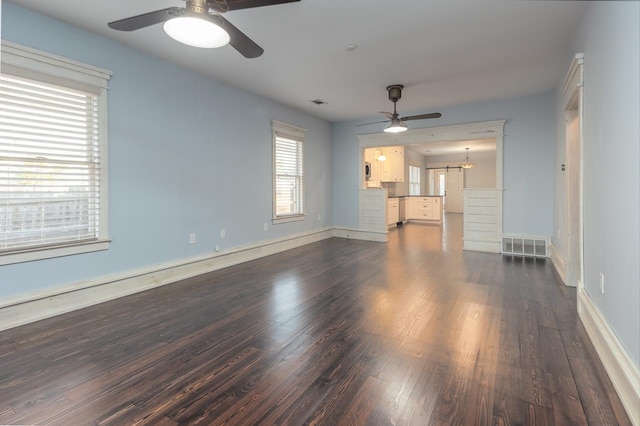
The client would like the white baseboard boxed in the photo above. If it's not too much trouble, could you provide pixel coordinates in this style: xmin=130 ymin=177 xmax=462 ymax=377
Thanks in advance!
xmin=0 ymin=227 xmax=334 ymax=332
xmin=549 ymin=242 xmax=568 ymax=285
xmin=333 ymin=227 xmax=388 ymax=242
xmin=463 ymin=239 xmax=501 ymax=253
xmin=578 ymin=288 xmax=640 ymax=425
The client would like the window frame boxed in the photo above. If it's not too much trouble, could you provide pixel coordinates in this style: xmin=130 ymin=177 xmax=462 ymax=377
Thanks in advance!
xmin=272 ymin=120 xmax=306 ymax=224
xmin=409 ymin=164 xmax=421 ymax=196
xmin=0 ymin=41 xmax=112 ymax=266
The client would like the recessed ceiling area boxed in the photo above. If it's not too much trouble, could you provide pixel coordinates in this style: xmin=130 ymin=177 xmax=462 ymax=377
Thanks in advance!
xmin=5 ymin=0 xmax=587 ymax=122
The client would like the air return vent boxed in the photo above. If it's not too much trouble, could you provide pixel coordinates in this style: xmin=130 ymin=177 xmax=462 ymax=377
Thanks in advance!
xmin=501 ymin=235 xmax=549 ymax=258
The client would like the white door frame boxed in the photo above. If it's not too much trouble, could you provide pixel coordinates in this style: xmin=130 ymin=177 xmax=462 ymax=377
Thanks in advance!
xmin=560 ymin=53 xmax=585 ymax=288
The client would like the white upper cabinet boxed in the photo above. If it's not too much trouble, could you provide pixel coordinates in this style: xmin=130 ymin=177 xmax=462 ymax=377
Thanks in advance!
xmin=380 ymin=146 xmax=405 ymax=182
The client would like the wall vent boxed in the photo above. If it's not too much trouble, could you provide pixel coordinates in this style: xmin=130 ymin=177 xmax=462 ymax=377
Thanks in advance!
xmin=501 ymin=235 xmax=549 ymax=258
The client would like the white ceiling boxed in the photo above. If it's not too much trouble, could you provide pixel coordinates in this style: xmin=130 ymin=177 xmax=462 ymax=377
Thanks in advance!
xmin=7 ymin=0 xmax=586 ymax=123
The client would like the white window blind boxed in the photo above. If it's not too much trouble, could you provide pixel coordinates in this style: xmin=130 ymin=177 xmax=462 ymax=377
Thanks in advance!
xmin=0 ymin=73 xmax=102 ymax=251
xmin=0 ymin=42 xmax=111 ymax=264
xmin=272 ymin=121 xmax=305 ymax=222
xmin=409 ymin=165 xmax=421 ymax=195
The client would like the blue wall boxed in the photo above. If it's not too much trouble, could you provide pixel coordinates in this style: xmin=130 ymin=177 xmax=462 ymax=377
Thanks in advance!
xmin=0 ymin=2 xmax=333 ymax=299
xmin=569 ymin=1 xmax=639 ymax=367
xmin=332 ymin=92 xmax=556 ymax=235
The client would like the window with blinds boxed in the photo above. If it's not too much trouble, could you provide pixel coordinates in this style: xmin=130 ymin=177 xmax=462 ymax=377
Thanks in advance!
xmin=272 ymin=121 xmax=305 ymax=222
xmin=0 ymin=74 xmax=101 ymax=251
xmin=0 ymin=41 xmax=111 ymax=264
xmin=409 ymin=165 xmax=421 ymax=195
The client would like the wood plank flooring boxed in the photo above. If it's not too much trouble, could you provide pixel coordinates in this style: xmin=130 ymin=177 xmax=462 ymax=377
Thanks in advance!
xmin=0 ymin=214 xmax=631 ymax=425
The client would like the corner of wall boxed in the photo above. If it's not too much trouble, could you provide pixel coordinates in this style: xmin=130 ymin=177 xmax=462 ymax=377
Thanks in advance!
xmin=549 ymin=242 xmax=568 ymax=286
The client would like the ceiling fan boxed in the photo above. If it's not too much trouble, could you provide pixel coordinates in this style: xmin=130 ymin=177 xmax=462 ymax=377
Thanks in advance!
xmin=359 ymin=85 xmax=441 ymax=133
xmin=107 ymin=0 xmax=300 ymax=58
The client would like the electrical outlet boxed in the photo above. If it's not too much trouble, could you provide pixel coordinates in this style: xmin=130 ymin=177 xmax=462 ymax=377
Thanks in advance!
xmin=263 ymin=223 xmax=268 ymax=231
xmin=189 ymin=233 xmax=196 ymax=244
xmin=215 ymin=245 xmax=220 ymax=252
xmin=317 ymin=214 xmax=321 ymax=221
xmin=599 ymin=273 xmax=605 ymax=294
xmin=220 ymin=229 xmax=225 ymax=239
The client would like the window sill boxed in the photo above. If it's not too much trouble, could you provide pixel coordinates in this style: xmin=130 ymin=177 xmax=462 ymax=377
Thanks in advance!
xmin=272 ymin=214 xmax=305 ymax=225
xmin=0 ymin=239 xmax=110 ymax=266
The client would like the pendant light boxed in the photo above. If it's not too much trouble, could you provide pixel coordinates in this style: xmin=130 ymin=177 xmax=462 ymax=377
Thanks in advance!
xmin=460 ymin=148 xmax=476 ymax=169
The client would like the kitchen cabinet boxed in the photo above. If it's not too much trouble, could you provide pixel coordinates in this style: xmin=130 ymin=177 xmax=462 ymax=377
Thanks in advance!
xmin=364 ymin=148 xmax=384 ymax=188
xmin=380 ymin=146 xmax=405 ymax=182
xmin=405 ymin=196 xmax=442 ymax=223
xmin=387 ymin=198 xmax=399 ymax=227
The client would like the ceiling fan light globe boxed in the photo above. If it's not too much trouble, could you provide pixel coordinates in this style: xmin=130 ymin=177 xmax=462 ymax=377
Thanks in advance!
xmin=163 ymin=16 xmax=230 ymax=48
xmin=384 ymin=119 xmax=408 ymax=133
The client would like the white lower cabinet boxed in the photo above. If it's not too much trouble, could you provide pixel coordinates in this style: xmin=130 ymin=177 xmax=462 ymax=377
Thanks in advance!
xmin=405 ymin=197 xmax=442 ymax=223
xmin=387 ymin=198 xmax=399 ymax=227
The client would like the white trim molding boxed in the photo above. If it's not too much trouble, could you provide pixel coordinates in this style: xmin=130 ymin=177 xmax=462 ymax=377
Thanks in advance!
xmin=578 ymin=288 xmax=640 ymax=425
xmin=561 ymin=52 xmax=585 ymax=102
xmin=1 ymin=40 xmax=112 ymax=90
xmin=0 ymin=240 xmax=110 ymax=267
xmin=560 ymin=52 xmax=585 ymax=291
xmin=463 ymin=240 xmax=501 ymax=254
xmin=333 ymin=227 xmax=388 ymax=242
xmin=549 ymin=242 xmax=568 ymax=285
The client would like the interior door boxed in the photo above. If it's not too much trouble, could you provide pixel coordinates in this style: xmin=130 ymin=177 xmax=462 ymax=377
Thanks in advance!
xmin=445 ymin=168 xmax=464 ymax=213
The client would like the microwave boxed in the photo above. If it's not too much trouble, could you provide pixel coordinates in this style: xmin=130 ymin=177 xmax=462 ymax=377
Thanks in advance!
xmin=365 ymin=162 xmax=371 ymax=180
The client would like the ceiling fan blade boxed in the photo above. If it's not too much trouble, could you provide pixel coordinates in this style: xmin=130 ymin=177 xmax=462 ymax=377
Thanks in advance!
xmin=108 ymin=7 xmax=184 ymax=31
xmin=355 ymin=119 xmax=390 ymax=127
xmin=223 ymin=0 xmax=301 ymax=11
xmin=401 ymin=112 xmax=442 ymax=121
xmin=380 ymin=112 xmax=394 ymax=120
xmin=209 ymin=14 xmax=264 ymax=58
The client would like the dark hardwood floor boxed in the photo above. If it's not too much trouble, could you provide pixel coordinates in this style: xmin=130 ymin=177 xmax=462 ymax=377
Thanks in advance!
xmin=0 ymin=214 xmax=631 ymax=425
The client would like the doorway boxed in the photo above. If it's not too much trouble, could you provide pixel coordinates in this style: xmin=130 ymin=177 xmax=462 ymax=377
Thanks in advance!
xmin=444 ymin=167 xmax=464 ymax=213
xmin=357 ymin=120 xmax=505 ymax=253
xmin=429 ymin=168 xmax=464 ymax=213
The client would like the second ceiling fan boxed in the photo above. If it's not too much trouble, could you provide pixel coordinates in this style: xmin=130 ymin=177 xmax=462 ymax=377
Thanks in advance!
xmin=108 ymin=0 xmax=300 ymax=58
xmin=361 ymin=85 xmax=441 ymax=133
